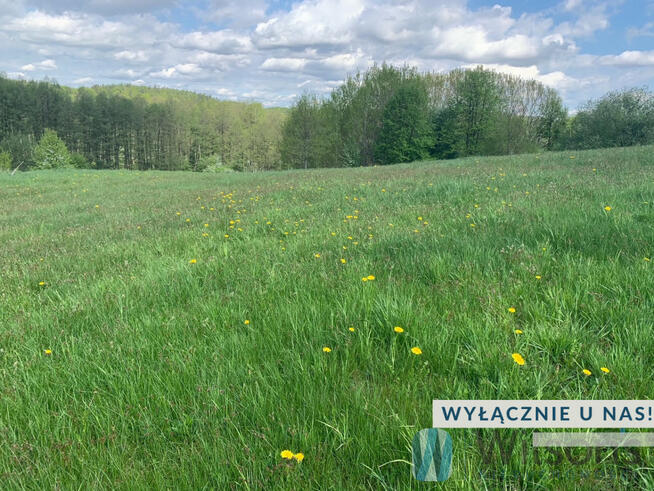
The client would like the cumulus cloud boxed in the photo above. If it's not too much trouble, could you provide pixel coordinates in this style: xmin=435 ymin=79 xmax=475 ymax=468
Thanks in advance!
xmin=0 ymin=0 xmax=650 ymax=108
xmin=173 ymin=30 xmax=253 ymax=54
xmin=261 ymin=57 xmax=307 ymax=71
xmin=21 ymin=59 xmax=57 ymax=70
xmin=598 ymin=50 xmax=654 ymax=67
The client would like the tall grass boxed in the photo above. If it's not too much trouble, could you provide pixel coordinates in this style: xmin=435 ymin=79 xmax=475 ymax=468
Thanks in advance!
xmin=1 ymin=146 xmax=653 ymax=488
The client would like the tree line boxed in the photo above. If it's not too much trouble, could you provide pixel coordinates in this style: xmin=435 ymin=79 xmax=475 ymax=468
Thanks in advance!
xmin=1 ymin=66 xmax=653 ymax=173
xmin=0 ymin=75 xmax=286 ymax=172
xmin=280 ymin=64 xmax=654 ymax=169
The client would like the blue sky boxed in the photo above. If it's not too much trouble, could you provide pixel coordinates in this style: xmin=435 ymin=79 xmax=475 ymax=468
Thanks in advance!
xmin=1 ymin=0 xmax=653 ymax=108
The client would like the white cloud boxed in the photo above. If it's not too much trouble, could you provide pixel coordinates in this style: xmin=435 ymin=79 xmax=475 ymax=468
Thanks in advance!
xmin=150 ymin=64 xmax=202 ymax=79
xmin=173 ymin=30 xmax=253 ymax=54
xmin=73 ymin=76 xmax=93 ymax=84
xmin=114 ymin=50 xmax=150 ymax=62
xmin=261 ymin=57 xmax=307 ymax=71
xmin=254 ymin=0 xmax=365 ymax=48
xmin=598 ymin=50 xmax=654 ymax=67
xmin=21 ymin=59 xmax=57 ymax=71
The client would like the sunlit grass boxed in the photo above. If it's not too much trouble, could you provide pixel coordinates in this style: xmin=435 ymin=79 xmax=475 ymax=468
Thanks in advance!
xmin=1 ymin=145 xmax=653 ymax=488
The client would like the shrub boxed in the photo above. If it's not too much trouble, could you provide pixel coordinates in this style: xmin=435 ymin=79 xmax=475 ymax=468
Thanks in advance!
xmin=33 ymin=129 xmax=71 ymax=169
xmin=0 ymin=151 xmax=11 ymax=171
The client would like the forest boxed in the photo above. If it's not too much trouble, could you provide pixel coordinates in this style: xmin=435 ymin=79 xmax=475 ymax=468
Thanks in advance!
xmin=1 ymin=65 xmax=653 ymax=172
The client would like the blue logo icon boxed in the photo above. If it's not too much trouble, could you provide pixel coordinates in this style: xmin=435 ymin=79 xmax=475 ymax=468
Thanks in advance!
xmin=412 ymin=428 xmax=453 ymax=481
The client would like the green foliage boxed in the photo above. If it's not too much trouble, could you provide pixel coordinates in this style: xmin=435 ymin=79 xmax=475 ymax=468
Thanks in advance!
xmin=0 ymin=78 xmax=287 ymax=171
xmin=70 ymin=152 xmax=92 ymax=169
xmin=33 ymin=129 xmax=71 ymax=169
xmin=374 ymin=78 xmax=433 ymax=164
xmin=0 ymin=133 xmax=34 ymax=170
xmin=565 ymin=88 xmax=654 ymax=149
xmin=0 ymin=150 xmax=11 ymax=170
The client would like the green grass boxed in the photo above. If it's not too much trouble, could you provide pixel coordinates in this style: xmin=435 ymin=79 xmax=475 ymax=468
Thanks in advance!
xmin=1 ymin=146 xmax=653 ymax=489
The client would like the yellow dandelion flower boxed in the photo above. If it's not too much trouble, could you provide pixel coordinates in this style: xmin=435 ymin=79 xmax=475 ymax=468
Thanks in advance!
xmin=39 ymin=281 xmax=46 ymax=286
xmin=323 ymin=347 xmax=332 ymax=353
xmin=512 ymin=353 xmax=525 ymax=365
xmin=204 ymin=223 xmax=209 ymax=227
xmin=361 ymin=277 xmax=368 ymax=282
xmin=583 ymin=369 xmax=592 ymax=376
xmin=314 ymin=253 xmax=321 ymax=258
xmin=644 ymin=257 xmax=650 ymax=262
xmin=411 ymin=347 xmax=422 ymax=355
xmin=44 ymin=349 xmax=52 ymax=355
xmin=224 ymin=234 xmax=229 ymax=238
xmin=95 ymin=204 xmax=99 ymax=208
xmin=514 ymin=329 xmax=523 ymax=334
xmin=394 ymin=326 xmax=404 ymax=333
xmin=600 ymin=367 xmax=610 ymax=374
xmin=340 ymin=258 xmax=346 ymax=264
xmin=280 ymin=450 xmax=293 ymax=459
xmin=189 ymin=259 xmax=197 ymax=264
xmin=418 ymin=216 xmax=423 ymax=221
xmin=508 ymin=307 xmax=516 ymax=313
xmin=176 ymin=212 xmax=181 ymax=216
xmin=349 ymin=327 xmax=355 ymax=332
xmin=294 ymin=453 xmax=304 ymax=462
xmin=244 ymin=320 xmax=250 ymax=325
xmin=185 ymin=218 xmax=191 ymax=222
xmin=367 ymin=275 xmax=375 ymax=281
xmin=604 ymin=206 xmax=612 ymax=212
xmin=535 ymin=275 xmax=541 ymax=280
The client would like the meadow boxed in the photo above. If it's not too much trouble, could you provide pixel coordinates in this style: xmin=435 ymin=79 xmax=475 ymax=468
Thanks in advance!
xmin=1 ymin=145 xmax=653 ymax=489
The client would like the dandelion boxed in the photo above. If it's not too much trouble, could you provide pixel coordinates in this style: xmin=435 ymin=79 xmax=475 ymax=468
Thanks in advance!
xmin=44 ymin=349 xmax=52 ymax=355
xmin=294 ymin=453 xmax=304 ymax=462
xmin=418 ymin=216 xmax=423 ymax=221
xmin=244 ymin=320 xmax=250 ymax=325
xmin=349 ymin=327 xmax=355 ymax=332
xmin=470 ymin=223 xmax=475 ymax=227
xmin=601 ymin=367 xmax=610 ymax=374
xmin=224 ymin=234 xmax=229 ymax=238
xmin=186 ymin=218 xmax=191 ymax=223
xmin=644 ymin=257 xmax=650 ymax=262
xmin=535 ymin=275 xmax=541 ymax=280
xmin=367 ymin=275 xmax=375 ymax=281
xmin=583 ymin=369 xmax=592 ymax=376
xmin=204 ymin=223 xmax=209 ymax=228
xmin=340 ymin=258 xmax=346 ymax=264
xmin=176 ymin=212 xmax=181 ymax=216
xmin=323 ymin=347 xmax=332 ymax=353
xmin=361 ymin=277 xmax=368 ymax=282
xmin=202 ymin=232 xmax=209 ymax=237
xmin=604 ymin=206 xmax=612 ymax=212
xmin=394 ymin=326 xmax=404 ymax=333
xmin=189 ymin=259 xmax=197 ymax=264
xmin=411 ymin=347 xmax=423 ymax=355
xmin=39 ymin=281 xmax=46 ymax=286
xmin=508 ymin=307 xmax=516 ymax=313
xmin=314 ymin=253 xmax=321 ymax=258
xmin=281 ymin=450 xmax=293 ymax=459
xmin=514 ymin=329 xmax=523 ymax=335
xmin=95 ymin=204 xmax=99 ymax=208
xmin=512 ymin=353 xmax=525 ymax=365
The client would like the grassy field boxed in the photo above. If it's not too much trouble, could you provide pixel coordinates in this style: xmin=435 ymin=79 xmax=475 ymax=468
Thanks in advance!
xmin=1 ymin=146 xmax=653 ymax=489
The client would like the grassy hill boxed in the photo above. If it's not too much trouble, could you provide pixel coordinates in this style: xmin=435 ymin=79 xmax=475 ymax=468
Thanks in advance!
xmin=1 ymin=146 xmax=653 ymax=488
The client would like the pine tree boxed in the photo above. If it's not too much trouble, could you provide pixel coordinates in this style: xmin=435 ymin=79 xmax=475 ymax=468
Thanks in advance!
xmin=33 ymin=129 xmax=71 ymax=169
